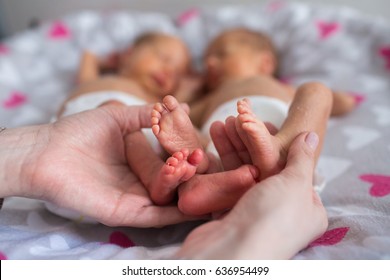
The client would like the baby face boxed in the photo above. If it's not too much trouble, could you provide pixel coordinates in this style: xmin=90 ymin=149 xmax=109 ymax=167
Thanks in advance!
xmin=125 ymin=36 xmax=189 ymax=97
xmin=204 ymin=32 xmax=269 ymax=90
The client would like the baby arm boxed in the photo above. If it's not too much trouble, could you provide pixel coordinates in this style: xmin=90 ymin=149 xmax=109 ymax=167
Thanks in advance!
xmin=76 ymin=50 xmax=100 ymax=84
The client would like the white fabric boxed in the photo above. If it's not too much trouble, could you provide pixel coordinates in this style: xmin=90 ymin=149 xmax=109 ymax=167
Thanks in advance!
xmin=61 ymin=91 xmax=146 ymax=116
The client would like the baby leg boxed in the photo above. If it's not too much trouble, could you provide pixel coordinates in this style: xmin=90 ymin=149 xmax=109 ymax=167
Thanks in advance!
xmin=276 ymin=82 xmax=332 ymax=164
xmin=236 ymin=82 xmax=332 ymax=179
xmin=125 ymin=131 xmax=199 ymax=205
xmin=152 ymin=95 xmax=210 ymax=173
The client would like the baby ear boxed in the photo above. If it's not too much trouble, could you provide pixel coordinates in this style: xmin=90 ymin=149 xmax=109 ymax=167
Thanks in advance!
xmin=257 ymin=52 xmax=276 ymax=75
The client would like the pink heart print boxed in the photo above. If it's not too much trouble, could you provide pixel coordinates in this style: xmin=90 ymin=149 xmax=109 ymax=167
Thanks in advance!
xmin=379 ymin=46 xmax=390 ymax=70
xmin=267 ymin=0 xmax=286 ymax=12
xmin=2 ymin=91 xmax=27 ymax=109
xmin=279 ymin=76 xmax=293 ymax=85
xmin=109 ymin=231 xmax=135 ymax=248
xmin=308 ymin=227 xmax=349 ymax=247
xmin=49 ymin=21 xmax=71 ymax=39
xmin=0 ymin=251 xmax=7 ymax=260
xmin=0 ymin=44 xmax=9 ymax=55
xmin=176 ymin=8 xmax=199 ymax=26
xmin=348 ymin=92 xmax=366 ymax=106
xmin=316 ymin=21 xmax=340 ymax=39
xmin=360 ymin=174 xmax=390 ymax=197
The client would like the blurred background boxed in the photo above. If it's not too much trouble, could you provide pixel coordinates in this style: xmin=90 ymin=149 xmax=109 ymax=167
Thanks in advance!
xmin=0 ymin=0 xmax=389 ymax=38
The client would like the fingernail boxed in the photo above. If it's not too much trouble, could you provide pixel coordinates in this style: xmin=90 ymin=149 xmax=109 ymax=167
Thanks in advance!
xmin=305 ymin=132 xmax=319 ymax=150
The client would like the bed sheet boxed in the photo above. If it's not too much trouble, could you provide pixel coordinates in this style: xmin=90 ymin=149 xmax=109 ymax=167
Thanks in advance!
xmin=0 ymin=1 xmax=390 ymax=259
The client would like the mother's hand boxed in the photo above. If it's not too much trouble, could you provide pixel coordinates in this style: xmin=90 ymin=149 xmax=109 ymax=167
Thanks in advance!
xmin=177 ymin=131 xmax=328 ymax=259
xmin=21 ymin=104 xmax=198 ymax=227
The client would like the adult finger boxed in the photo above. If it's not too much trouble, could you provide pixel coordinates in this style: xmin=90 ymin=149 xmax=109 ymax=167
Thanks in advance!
xmin=282 ymin=131 xmax=328 ymax=240
xmin=282 ymin=132 xmax=318 ymax=182
xmin=210 ymin=121 xmax=243 ymax=170
xmin=100 ymin=104 xmax=154 ymax=133
xmin=128 ymin=206 xmax=206 ymax=228
xmin=284 ymin=131 xmax=326 ymax=208
xmin=103 ymin=197 xmax=205 ymax=228
xmin=223 ymin=116 xmax=252 ymax=165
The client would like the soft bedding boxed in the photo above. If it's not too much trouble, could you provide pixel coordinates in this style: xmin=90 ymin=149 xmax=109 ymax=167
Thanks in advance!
xmin=1 ymin=1 xmax=390 ymax=259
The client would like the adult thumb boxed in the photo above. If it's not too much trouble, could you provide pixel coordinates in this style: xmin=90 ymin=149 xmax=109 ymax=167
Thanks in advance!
xmin=101 ymin=104 xmax=154 ymax=133
xmin=284 ymin=132 xmax=318 ymax=177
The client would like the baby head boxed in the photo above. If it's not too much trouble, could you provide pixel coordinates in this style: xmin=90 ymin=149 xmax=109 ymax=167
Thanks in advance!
xmin=119 ymin=32 xmax=190 ymax=98
xmin=204 ymin=27 xmax=278 ymax=90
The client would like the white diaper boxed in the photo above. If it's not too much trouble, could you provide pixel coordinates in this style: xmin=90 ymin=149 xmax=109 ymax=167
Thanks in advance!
xmin=61 ymin=91 xmax=147 ymax=116
xmin=201 ymin=95 xmax=325 ymax=194
xmin=45 ymin=91 xmax=161 ymax=224
xmin=60 ymin=91 xmax=161 ymax=153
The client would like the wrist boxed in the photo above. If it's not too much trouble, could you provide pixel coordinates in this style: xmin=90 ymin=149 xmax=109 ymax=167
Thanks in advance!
xmin=226 ymin=212 xmax=296 ymax=259
xmin=236 ymin=219 xmax=295 ymax=259
xmin=0 ymin=124 xmax=50 ymax=198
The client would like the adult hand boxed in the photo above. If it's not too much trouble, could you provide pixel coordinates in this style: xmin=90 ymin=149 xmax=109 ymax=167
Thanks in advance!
xmin=2 ymin=104 xmax=198 ymax=227
xmin=177 ymin=131 xmax=328 ymax=259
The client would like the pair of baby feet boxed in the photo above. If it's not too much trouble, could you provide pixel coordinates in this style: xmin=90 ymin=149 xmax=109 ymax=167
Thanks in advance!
xmin=149 ymin=96 xmax=203 ymax=204
xmin=149 ymin=95 xmax=284 ymax=209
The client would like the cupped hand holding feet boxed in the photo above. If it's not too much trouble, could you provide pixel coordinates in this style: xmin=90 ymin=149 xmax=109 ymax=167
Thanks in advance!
xmin=177 ymin=131 xmax=328 ymax=259
xmin=0 ymin=104 xmax=199 ymax=227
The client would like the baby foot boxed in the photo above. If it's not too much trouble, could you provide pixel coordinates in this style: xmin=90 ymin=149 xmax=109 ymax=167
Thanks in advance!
xmin=236 ymin=99 xmax=286 ymax=180
xmin=178 ymin=164 xmax=259 ymax=215
xmin=152 ymin=95 xmax=209 ymax=173
xmin=152 ymin=95 xmax=201 ymax=154
xmin=331 ymin=92 xmax=359 ymax=116
xmin=149 ymin=149 xmax=201 ymax=205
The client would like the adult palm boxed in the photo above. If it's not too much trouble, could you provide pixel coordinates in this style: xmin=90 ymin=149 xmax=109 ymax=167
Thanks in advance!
xmin=26 ymin=104 xmax=196 ymax=227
